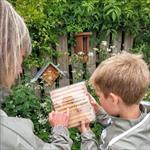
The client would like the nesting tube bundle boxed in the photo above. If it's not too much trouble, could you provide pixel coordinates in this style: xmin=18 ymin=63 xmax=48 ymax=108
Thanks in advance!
xmin=50 ymin=82 xmax=96 ymax=128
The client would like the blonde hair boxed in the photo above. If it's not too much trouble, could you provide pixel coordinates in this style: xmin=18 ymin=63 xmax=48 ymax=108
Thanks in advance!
xmin=0 ymin=0 xmax=31 ymax=88
xmin=90 ymin=52 xmax=150 ymax=105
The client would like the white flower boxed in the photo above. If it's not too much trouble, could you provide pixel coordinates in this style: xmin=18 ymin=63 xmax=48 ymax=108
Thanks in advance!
xmin=88 ymin=52 xmax=94 ymax=57
xmin=72 ymin=70 xmax=76 ymax=73
xmin=107 ymin=48 xmax=111 ymax=52
xmin=101 ymin=41 xmax=107 ymax=46
xmin=110 ymin=45 xmax=115 ymax=49
xmin=78 ymin=73 xmax=82 ymax=76
xmin=38 ymin=118 xmax=47 ymax=125
xmin=40 ymin=102 xmax=47 ymax=108
xmin=78 ymin=51 xmax=84 ymax=55
xmin=93 ymin=48 xmax=99 ymax=51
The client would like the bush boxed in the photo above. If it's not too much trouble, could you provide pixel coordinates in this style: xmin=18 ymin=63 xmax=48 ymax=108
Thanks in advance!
xmin=1 ymin=84 xmax=52 ymax=141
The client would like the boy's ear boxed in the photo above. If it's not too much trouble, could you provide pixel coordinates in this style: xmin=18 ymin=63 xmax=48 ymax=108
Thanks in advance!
xmin=108 ymin=93 xmax=119 ymax=105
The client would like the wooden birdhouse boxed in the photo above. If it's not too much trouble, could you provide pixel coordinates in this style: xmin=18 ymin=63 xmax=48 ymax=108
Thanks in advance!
xmin=74 ymin=32 xmax=92 ymax=55
xmin=31 ymin=62 xmax=65 ymax=86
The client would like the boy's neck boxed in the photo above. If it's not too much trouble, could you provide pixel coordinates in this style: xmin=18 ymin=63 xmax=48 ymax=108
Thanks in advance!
xmin=119 ymin=104 xmax=141 ymax=120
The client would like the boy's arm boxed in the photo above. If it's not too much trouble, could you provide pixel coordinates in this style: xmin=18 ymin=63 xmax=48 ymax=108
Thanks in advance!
xmin=79 ymin=121 xmax=98 ymax=150
xmin=81 ymin=130 xmax=99 ymax=150
xmin=89 ymin=96 xmax=111 ymax=127
xmin=96 ymin=107 xmax=112 ymax=127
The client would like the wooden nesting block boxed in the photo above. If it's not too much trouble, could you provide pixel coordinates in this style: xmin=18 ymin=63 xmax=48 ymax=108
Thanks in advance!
xmin=42 ymin=65 xmax=60 ymax=85
xmin=31 ymin=62 xmax=65 ymax=86
xmin=50 ymin=82 xmax=96 ymax=128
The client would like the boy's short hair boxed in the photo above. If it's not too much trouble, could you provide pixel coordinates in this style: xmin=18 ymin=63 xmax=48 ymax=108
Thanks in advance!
xmin=90 ymin=52 xmax=150 ymax=105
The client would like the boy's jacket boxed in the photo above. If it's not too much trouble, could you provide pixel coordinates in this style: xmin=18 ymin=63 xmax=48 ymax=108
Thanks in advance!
xmin=81 ymin=104 xmax=150 ymax=150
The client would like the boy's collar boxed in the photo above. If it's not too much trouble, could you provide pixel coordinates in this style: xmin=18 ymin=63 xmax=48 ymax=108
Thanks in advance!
xmin=139 ymin=103 xmax=147 ymax=113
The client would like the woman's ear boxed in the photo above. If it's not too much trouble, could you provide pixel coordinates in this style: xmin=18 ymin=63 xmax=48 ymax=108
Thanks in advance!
xmin=108 ymin=93 xmax=120 ymax=105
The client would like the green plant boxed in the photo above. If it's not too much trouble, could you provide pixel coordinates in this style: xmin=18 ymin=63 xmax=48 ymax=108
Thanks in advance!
xmin=8 ymin=0 xmax=150 ymax=68
xmin=144 ymin=87 xmax=150 ymax=102
xmin=1 ymin=83 xmax=52 ymax=141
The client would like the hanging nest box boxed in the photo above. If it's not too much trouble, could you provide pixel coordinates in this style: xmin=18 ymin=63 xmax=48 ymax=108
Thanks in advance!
xmin=31 ymin=62 xmax=65 ymax=86
xmin=74 ymin=32 xmax=92 ymax=55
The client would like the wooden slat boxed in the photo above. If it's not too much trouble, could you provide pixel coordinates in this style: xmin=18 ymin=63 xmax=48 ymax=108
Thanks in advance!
xmin=113 ymin=30 xmax=122 ymax=53
xmin=57 ymin=36 xmax=70 ymax=87
xmin=30 ymin=67 xmax=42 ymax=98
xmin=87 ymin=45 xmax=96 ymax=76
xmin=71 ymin=47 xmax=84 ymax=83
xmin=124 ymin=33 xmax=134 ymax=51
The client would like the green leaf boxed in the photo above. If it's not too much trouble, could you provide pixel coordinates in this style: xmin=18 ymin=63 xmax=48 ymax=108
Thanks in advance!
xmin=112 ymin=11 xmax=116 ymax=22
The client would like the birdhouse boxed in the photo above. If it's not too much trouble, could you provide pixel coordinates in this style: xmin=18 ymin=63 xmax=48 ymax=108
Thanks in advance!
xmin=74 ymin=32 xmax=92 ymax=55
xmin=31 ymin=62 xmax=65 ymax=86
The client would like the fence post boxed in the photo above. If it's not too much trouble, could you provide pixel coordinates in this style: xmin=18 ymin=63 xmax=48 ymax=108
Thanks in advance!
xmin=56 ymin=36 xmax=70 ymax=87
xmin=87 ymin=33 xmax=96 ymax=77
xmin=124 ymin=33 xmax=134 ymax=51
xmin=30 ymin=67 xmax=42 ymax=98
xmin=113 ymin=30 xmax=122 ymax=53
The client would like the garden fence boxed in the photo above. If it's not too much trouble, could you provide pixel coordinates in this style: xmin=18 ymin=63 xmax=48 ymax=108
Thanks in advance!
xmin=30 ymin=30 xmax=134 ymax=97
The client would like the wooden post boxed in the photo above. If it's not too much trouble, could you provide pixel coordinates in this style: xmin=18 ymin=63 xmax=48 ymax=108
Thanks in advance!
xmin=30 ymin=67 xmax=42 ymax=98
xmin=57 ymin=36 xmax=70 ymax=87
xmin=113 ymin=30 xmax=122 ymax=53
xmin=124 ymin=33 xmax=134 ymax=51
xmin=87 ymin=34 xmax=96 ymax=77
xmin=87 ymin=51 xmax=96 ymax=77
xmin=71 ymin=46 xmax=84 ymax=83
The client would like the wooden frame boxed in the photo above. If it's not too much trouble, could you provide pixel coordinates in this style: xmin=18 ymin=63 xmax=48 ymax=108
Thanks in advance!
xmin=31 ymin=62 xmax=65 ymax=86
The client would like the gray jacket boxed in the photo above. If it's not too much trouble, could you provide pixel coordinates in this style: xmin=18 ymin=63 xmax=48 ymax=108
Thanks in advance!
xmin=0 ymin=110 xmax=73 ymax=150
xmin=81 ymin=104 xmax=150 ymax=150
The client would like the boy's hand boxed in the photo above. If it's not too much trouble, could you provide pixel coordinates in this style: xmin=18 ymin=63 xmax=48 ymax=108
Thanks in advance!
xmin=90 ymin=99 xmax=101 ymax=114
xmin=48 ymin=108 xmax=69 ymax=127
xmin=88 ymin=94 xmax=101 ymax=114
xmin=78 ymin=120 xmax=90 ymax=133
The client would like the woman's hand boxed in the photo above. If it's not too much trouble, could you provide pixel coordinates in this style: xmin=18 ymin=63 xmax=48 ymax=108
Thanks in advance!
xmin=48 ymin=109 xmax=70 ymax=127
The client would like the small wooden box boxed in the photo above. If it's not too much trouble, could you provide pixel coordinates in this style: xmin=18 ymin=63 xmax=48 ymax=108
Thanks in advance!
xmin=50 ymin=82 xmax=96 ymax=128
xmin=31 ymin=62 xmax=65 ymax=86
xmin=41 ymin=64 xmax=60 ymax=85
xmin=74 ymin=32 xmax=92 ymax=55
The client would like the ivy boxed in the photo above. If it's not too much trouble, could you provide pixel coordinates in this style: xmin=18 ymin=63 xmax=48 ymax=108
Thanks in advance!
xmin=8 ymin=0 xmax=150 ymax=68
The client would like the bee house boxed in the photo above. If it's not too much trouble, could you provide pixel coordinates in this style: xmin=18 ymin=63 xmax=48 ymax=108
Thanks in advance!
xmin=31 ymin=62 xmax=65 ymax=86
xmin=50 ymin=82 xmax=96 ymax=128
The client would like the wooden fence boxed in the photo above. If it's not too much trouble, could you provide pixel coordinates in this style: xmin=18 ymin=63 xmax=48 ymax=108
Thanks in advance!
xmin=31 ymin=30 xmax=134 ymax=97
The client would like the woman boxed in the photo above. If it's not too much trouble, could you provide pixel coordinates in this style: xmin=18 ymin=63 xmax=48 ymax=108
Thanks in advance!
xmin=0 ymin=0 xmax=72 ymax=149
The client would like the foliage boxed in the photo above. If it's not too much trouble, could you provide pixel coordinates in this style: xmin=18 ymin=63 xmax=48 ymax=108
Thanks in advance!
xmin=144 ymin=87 xmax=150 ymax=102
xmin=130 ymin=43 xmax=150 ymax=67
xmin=1 ymin=84 xmax=52 ymax=141
xmin=8 ymin=0 xmax=150 ymax=68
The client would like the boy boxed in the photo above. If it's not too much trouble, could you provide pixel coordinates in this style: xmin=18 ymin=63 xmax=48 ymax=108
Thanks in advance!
xmin=79 ymin=52 xmax=150 ymax=150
